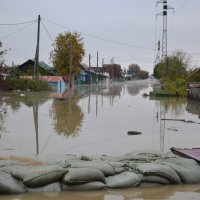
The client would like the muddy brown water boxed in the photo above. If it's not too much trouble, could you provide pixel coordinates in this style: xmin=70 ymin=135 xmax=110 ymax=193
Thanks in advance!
xmin=1 ymin=80 xmax=200 ymax=199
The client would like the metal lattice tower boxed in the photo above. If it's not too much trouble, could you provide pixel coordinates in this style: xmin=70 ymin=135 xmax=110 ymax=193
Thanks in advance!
xmin=162 ymin=0 xmax=168 ymax=60
xmin=155 ymin=40 xmax=161 ymax=65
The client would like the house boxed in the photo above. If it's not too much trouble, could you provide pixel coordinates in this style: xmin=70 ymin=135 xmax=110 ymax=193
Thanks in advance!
xmin=18 ymin=59 xmax=54 ymax=75
xmin=77 ymin=64 xmax=110 ymax=84
xmin=102 ymin=64 xmax=122 ymax=81
xmin=41 ymin=76 xmax=66 ymax=92
xmin=188 ymin=82 xmax=200 ymax=100
xmin=21 ymin=76 xmax=66 ymax=92
xmin=0 ymin=66 xmax=10 ymax=79
xmin=78 ymin=63 xmax=97 ymax=83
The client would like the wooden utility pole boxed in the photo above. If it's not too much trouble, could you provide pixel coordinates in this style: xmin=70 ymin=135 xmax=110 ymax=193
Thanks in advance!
xmin=89 ymin=54 xmax=91 ymax=84
xmin=69 ymin=38 xmax=72 ymax=88
xmin=97 ymin=51 xmax=99 ymax=84
xmin=33 ymin=15 xmax=41 ymax=79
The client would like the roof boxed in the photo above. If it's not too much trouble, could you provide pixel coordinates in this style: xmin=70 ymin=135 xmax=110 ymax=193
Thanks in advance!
xmin=79 ymin=63 xmax=89 ymax=70
xmin=171 ymin=147 xmax=200 ymax=163
xmin=19 ymin=59 xmax=52 ymax=71
xmin=39 ymin=61 xmax=52 ymax=70
xmin=41 ymin=76 xmax=65 ymax=82
xmin=21 ymin=76 xmax=65 ymax=82
xmin=189 ymin=82 xmax=200 ymax=88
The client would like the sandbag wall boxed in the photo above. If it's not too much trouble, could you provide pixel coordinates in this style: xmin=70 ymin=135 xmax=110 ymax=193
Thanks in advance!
xmin=1 ymin=151 xmax=200 ymax=194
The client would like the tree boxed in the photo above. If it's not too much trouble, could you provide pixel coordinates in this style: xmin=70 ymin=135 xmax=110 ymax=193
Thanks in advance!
xmin=187 ymin=67 xmax=200 ymax=82
xmin=153 ymin=50 xmax=190 ymax=80
xmin=127 ymin=64 xmax=140 ymax=76
xmin=137 ymin=70 xmax=149 ymax=79
xmin=50 ymin=32 xmax=85 ymax=77
xmin=153 ymin=50 xmax=191 ymax=96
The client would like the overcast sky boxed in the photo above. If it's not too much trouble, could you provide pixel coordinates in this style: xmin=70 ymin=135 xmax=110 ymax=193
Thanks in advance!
xmin=1 ymin=0 xmax=200 ymax=73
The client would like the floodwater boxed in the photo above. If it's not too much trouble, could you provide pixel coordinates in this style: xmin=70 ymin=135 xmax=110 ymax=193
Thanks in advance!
xmin=1 ymin=79 xmax=200 ymax=199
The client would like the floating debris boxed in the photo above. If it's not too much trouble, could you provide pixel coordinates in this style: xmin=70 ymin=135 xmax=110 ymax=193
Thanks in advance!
xmin=167 ymin=128 xmax=178 ymax=131
xmin=127 ymin=131 xmax=142 ymax=135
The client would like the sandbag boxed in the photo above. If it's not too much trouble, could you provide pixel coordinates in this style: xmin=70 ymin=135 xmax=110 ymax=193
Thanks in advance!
xmin=136 ymin=163 xmax=181 ymax=184
xmin=68 ymin=160 xmax=115 ymax=176
xmin=105 ymin=161 xmax=124 ymax=174
xmin=11 ymin=165 xmax=68 ymax=187
xmin=0 ymin=166 xmax=16 ymax=173
xmin=105 ymin=172 xmax=141 ymax=188
xmin=120 ymin=151 xmax=175 ymax=162
xmin=55 ymin=160 xmax=71 ymax=168
xmin=0 ymin=160 xmax=21 ymax=168
xmin=61 ymin=181 xmax=106 ymax=191
xmin=140 ymin=174 xmax=171 ymax=185
xmin=0 ymin=171 xmax=27 ymax=194
xmin=156 ymin=157 xmax=200 ymax=184
xmin=62 ymin=168 xmax=105 ymax=184
xmin=27 ymin=182 xmax=61 ymax=193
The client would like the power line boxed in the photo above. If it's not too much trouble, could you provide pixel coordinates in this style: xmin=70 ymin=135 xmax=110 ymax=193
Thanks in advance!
xmin=0 ymin=22 xmax=36 ymax=40
xmin=0 ymin=19 xmax=36 ymax=26
xmin=175 ymin=0 xmax=189 ymax=14
xmin=41 ymin=20 xmax=54 ymax=42
xmin=42 ymin=18 xmax=155 ymax=51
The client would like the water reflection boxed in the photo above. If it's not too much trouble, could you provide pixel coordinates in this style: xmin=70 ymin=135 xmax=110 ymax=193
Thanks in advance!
xmin=1 ymin=184 xmax=200 ymax=200
xmin=159 ymin=98 xmax=187 ymax=116
xmin=49 ymin=97 xmax=84 ymax=137
xmin=186 ymin=99 xmax=200 ymax=118
xmin=150 ymin=97 xmax=187 ymax=117
xmin=126 ymin=81 xmax=148 ymax=96
xmin=1 ymin=80 xmax=200 ymax=159
xmin=0 ymin=95 xmax=8 ymax=135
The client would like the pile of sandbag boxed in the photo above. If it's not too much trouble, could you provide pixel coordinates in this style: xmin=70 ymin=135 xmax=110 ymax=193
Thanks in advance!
xmin=1 ymin=151 xmax=200 ymax=194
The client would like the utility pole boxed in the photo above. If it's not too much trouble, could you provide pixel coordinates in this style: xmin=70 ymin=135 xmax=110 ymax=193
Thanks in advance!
xmin=33 ymin=15 xmax=41 ymax=79
xmin=69 ymin=38 xmax=72 ymax=88
xmin=97 ymin=51 xmax=99 ymax=84
xmin=89 ymin=54 xmax=91 ymax=84
xmin=156 ymin=0 xmax=173 ymax=75
xmin=102 ymin=58 xmax=104 ymax=66
xmin=111 ymin=57 xmax=114 ymax=82
xmin=155 ymin=40 xmax=161 ymax=65
xmin=162 ymin=0 xmax=167 ymax=60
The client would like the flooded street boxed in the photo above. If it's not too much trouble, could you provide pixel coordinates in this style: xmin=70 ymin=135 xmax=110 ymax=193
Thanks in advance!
xmin=1 ymin=80 xmax=200 ymax=199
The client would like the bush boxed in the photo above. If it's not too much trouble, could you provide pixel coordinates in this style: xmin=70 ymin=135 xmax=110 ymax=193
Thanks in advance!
xmin=165 ymin=78 xmax=188 ymax=97
xmin=0 ymin=78 xmax=52 ymax=91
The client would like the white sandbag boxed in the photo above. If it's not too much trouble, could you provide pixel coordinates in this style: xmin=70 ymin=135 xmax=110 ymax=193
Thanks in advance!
xmin=27 ymin=182 xmax=61 ymax=193
xmin=105 ymin=172 xmax=141 ymax=188
xmin=62 ymin=168 xmax=105 ymax=184
xmin=156 ymin=157 xmax=200 ymax=184
xmin=68 ymin=160 xmax=115 ymax=176
xmin=11 ymin=165 xmax=68 ymax=187
xmin=61 ymin=181 xmax=106 ymax=191
xmin=0 ymin=171 xmax=27 ymax=194
xmin=136 ymin=163 xmax=181 ymax=184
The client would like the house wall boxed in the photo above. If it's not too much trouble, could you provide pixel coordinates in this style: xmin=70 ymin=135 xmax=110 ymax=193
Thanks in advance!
xmin=102 ymin=64 xmax=121 ymax=80
xmin=48 ymin=81 xmax=66 ymax=93
xmin=189 ymin=87 xmax=200 ymax=100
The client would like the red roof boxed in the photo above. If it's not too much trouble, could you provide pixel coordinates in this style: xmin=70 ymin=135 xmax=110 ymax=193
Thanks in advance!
xmin=41 ymin=76 xmax=65 ymax=82
xmin=171 ymin=147 xmax=200 ymax=162
xmin=21 ymin=76 xmax=65 ymax=82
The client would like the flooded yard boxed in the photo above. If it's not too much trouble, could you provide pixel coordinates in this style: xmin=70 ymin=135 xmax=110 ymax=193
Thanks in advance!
xmin=1 ymin=79 xmax=200 ymax=199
